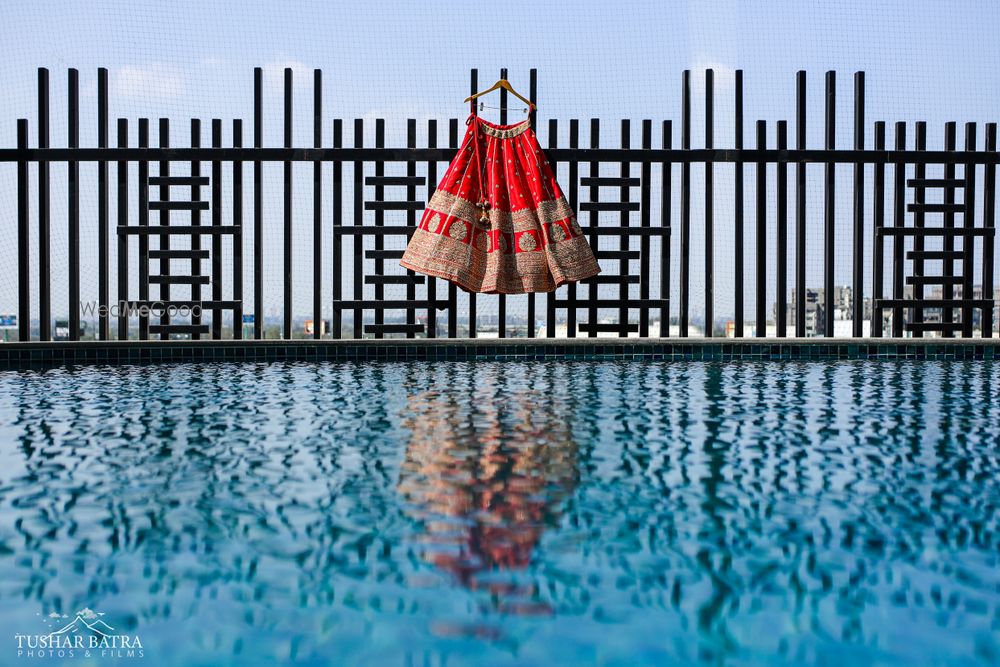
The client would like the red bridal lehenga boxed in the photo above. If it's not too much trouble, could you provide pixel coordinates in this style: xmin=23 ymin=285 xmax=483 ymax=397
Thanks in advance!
xmin=400 ymin=113 xmax=601 ymax=293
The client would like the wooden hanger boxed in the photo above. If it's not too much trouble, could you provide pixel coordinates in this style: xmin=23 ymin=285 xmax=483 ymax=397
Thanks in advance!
xmin=464 ymin=79 xmax=537 ymax=111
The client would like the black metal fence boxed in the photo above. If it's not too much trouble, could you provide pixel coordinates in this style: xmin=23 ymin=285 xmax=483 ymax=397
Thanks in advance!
xmin=2 ymin=67 xmax=998 ymax=341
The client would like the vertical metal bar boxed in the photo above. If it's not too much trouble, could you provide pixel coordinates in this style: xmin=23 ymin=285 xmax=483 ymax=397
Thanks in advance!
xmin=588 ymin=118 xmax=599 ymax=338
xmin=353 ymin=118 xmax=363 ymax=339
xmin=283 ymin=68 xmax=293 ymax=339
xmin=406 ymin=118 xmax=417 ymax=338
xmin=546 ymin=119 xmax=558 ymax=337
xmin=97 ymin=68 xmax=109 ymax=340
xmin=253 ymin=67 xmax=263 ymax=339
xmin=527 ymin=69 xmax=537 ymax=337
xmin=468 ymin=68 xmax=478 ymax=338
xmin=735 ymin=70 xmax=744 ymax=338
xmin=497 ymin=67 xmax=507 ymax=339
xmin=962 ymin=123 xmax=976 ymax=338
xmin=852 ymin=71 xmax=865 ymax=337
xmin=374 ymin=119 xmax=385 ymax=339
xmin=37 ymin=68 xmax=50 ymax=341
xmin=913 ymin=122 xmax=927 ymax=334
xmin=448 ymin=118 xmax=458 ymax=338
xmin=872 ymin=121 xmax=885 ymax=337
xmin=68 ymin=68 xmax=80 ymax=340
xmin=190 ymin=120 xmax=202 ymax=339
xmin=138 ymin=118 xmax=149 ymax=340
xmin=660 ymin=120 xmax=672 ymax=337
xmin=17 ymin=120 xmax=29 ymax=342
xmin=824 ymin=71 xmax=836 ymax=337
xmin=233 ymin=119 xmax=244 ymax=340
xmin=640 ymin=119 xmax=652 ymax=337
xmin=158 ymin=118 xmax=170 ymax=339
xmin=704 ymin=68 xmax=714 ymax=337
xmin=212 ymin=119 xmax=222 ymax=339
xmin=680 ymin=69 xmax=691 ymax=337
xmin=568 ymin=119 xmax=579 ymax=337
xmin=756 ymin=120 xmax=767 ymax=337
xmin=795 ymin=70 xmax=806 ymax=337
xmin=777 ymin=120 xmax=788 ymax=337
xmin=983 ymin=123 xmax=997 ymax=338
xmin=943 ymin=121 xmax=956 ymax=336
xmin=425 ymin=119 xmax=437 ymax=338
xmin=332 ymin=119 xmax=343 ymax=339
xmin=313 ymin=69 xmax=322 ymax=339
xmin=117 ymin=119 xmax=128 ymax=340
xmin=892 ymin=123 xmax=906 ymax=337
xmin=618 ymin=119 xmax=630 ymax=337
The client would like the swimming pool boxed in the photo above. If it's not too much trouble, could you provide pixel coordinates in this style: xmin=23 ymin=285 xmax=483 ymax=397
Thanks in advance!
xmin=0 ymin=360 xmax=997 ymax=666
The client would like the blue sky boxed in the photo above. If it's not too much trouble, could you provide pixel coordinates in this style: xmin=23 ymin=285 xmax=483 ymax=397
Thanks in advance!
xmin=1 ymin=0 xmax=998 ymax=325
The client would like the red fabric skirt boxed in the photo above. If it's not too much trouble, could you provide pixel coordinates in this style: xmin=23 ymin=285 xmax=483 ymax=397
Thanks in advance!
xmin=400 ymin=114 xmax=601 ymax=294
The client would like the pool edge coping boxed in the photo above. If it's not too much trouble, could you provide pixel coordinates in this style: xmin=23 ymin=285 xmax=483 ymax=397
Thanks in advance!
xmin=0 ymin=337 xmax=997 ymax=367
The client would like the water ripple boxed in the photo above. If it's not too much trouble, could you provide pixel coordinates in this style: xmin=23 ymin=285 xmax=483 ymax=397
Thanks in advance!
xmin=0 ymin=360 xmax=997 ymax=665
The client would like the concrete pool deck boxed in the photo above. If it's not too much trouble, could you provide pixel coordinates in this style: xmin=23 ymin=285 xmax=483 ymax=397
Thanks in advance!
xmin=0 ymin=338 xmax=998 ymax=368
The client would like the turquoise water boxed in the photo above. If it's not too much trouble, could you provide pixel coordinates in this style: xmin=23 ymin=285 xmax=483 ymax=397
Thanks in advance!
xmin=0 ymin=360 xmax=998 ymax=666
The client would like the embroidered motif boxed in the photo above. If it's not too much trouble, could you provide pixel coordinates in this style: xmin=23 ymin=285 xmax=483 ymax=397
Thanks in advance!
xmin=474 ymin=230 xmax=488 ymax=251
xmin=518 ymin=232 xmax=538 ymax=252
xmin=550 ymin=223 xmax=568 ymax=242
xmin=429 ymin=213 xmax=445 ymax=234
xmin=448 ymin=220 xmax=468 ymax=241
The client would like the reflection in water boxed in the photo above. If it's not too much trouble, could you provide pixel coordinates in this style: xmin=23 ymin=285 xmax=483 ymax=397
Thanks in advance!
xmin=397 ymin=366 xmax=578 ymax=619
xmin=0 ymin=361 xmax=997 ymax=665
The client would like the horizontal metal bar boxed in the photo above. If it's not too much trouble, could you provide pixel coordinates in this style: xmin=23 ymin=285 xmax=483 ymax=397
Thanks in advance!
xmin=593 ymin=250 xmax=642 ymax=260
xmin=550 ymin=298 xmax=668 ymax=308
xmin=874 ymin=298 xmax=992 ymax=309
xmin=907 ymin=202 xmax=966 ymax=213
xmin=6 ymin=146 xmax=1000 ymax=165
xmin=148 ymin=176 xmax=210 ymax=186
xmin=365 ymin=249 xmax=406 ymax=259
xmin=581 ymin=227 xmax=670 ymax=236
xmin=333 ymin=299 xmax=448 ymax=311
xmin=364 ymin=176 xmax=426 ymax=186
xmin=579 ymin=177 xmax=641 ymax=187
xmin=877 ymin=227 xmax=994 ymax=236
xmin=149 ymin=249 xmax=211 ymax=259
xmin=581 ymin=275 xmax=642 ymax=285
xmin=149 ymin=200 xmax=210 ymax=211
xmin=905 ymin=321 xmax=967 ymax=332
xmin=117 ymin=225 xmax=240 ymax=235
xmin=364 ymin=275 xmax=426 ymax=285
xmin=364 ymin=323 xmax=426 ymax=334
xmin=148 ymin=324 xmax=211 ymax=335
xmin=335 ymin=226 xmax=417 ymax=236
xmin=906 ymin=178 xmax=964 ymax=188
xmin=577 ymin=322 xmax=641 ymax=332
xmin=363 ymin=200 xmax=424 ymax=211
xmin=905 ymin=275 xmax=966 ymax=285
xmin=124 ymin=300 xmax=240 ymax=310
xmin=579 ymin=202 xmax=641 ymax=212
xmin=149 ymin=275 xmax=211 ymax=285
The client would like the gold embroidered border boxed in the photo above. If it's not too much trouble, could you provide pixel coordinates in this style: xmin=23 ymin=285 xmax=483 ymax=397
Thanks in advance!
xmin=425 ymin=189 xmax=577 ymax=232
xmin=475 ymin=118 xmax=532 ymax=139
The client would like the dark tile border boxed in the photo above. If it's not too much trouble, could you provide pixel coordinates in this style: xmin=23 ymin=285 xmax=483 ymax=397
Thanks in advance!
xmin=0 ymin=338 xmax=997 ymax=368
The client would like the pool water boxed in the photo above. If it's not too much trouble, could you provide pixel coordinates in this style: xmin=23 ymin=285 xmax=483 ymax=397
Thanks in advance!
xmin=0 ymin=360 xmax=998 ymax=666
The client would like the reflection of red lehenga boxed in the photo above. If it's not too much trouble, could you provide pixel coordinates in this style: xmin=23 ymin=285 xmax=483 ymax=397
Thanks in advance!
xmin=397 ymin=386 xmax=578 ymax=616
xmin=400 ymin=113 xmax=601 ymax=294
